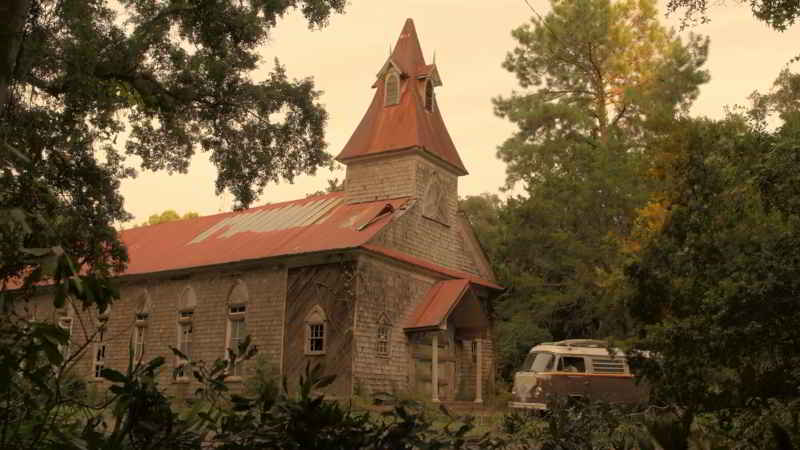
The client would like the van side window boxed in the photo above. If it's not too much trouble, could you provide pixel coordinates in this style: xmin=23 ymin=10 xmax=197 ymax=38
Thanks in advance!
xmin=591 ymin=358 xmax=626 ymax=373
xmin=557 ymin=356 xmax=586 ymax=373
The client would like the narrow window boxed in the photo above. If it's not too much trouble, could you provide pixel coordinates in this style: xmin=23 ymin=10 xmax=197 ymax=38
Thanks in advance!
xmin=424 ymin=79 xmax=434 ymax=112
xmin=376 ymin=325 xmax=390 ymax=357
xmin=93 ymin=325 xmax=107 ymax=379
xmin=176 ymin=286 xmax=197 ymax=379
xmin=134 ymin=293 xmax=149 ymax=361
xmin=385 ymin=71 xmax=400 ymax=106
xmin=58 ymin=317 xmax=73 ymax=358
xmin=309 ymin=323 xmax=325 ymax=353
xmin=227 ymin=305 xmax=247 ymax=376
xmin=471 ymin=340 xmax=478 ymax=364
xmin=134 ymin=326 xmax=146 ymax=361
xmin=177 ymin=312 xmax=193 ymax=378
xmin=304 ymin=305 xmax=327 ymax=355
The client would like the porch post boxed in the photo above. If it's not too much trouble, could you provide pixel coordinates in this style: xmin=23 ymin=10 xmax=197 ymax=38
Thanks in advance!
xmin=474 ymin=338 xmax=483 ymax=403
xmin=432 ymin=332 xmax=440 ymax=402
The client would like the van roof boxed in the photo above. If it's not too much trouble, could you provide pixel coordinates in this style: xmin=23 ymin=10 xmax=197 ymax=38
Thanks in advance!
xmin=529 ymin=339 xmax=626 ymax=358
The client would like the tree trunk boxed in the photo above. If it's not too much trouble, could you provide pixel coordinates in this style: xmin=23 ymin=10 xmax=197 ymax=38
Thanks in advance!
xmin=0 ymin=0 xmax=31 ymax=111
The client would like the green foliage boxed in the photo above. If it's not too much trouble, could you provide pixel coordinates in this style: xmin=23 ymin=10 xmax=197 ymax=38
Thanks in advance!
xmin=666 ymin=0 xmax=800 ymax=31
xmin=620 ymin=66 xmax=800 ymax=449
xmin=626 ymin=113 xmax=800 ymax=410
xmin=1 ymin=0 xmax=346 ymax=293
xmin=498 ymin=398 xmax=654 ymax=450
xmin=474 ymin=0 xmax=710 ymax=378
xmin=140 ymin=210 xmax=200 ymax=227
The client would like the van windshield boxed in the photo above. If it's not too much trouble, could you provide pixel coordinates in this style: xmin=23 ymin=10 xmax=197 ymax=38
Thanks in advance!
xmin=521 ymin=352 xmax=554 ymax=372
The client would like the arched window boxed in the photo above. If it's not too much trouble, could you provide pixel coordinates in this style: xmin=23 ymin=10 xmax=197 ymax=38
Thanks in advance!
xmin=385 ymin=70 xmax=400 ymax=106
xmin=424 ymin=79 xmax=435 ymax=112
xmin=226 ymin=279 xmax=249 ymax=376
xmin=133 ymin=289 xmax=151 ymax=361
xmin=176 ymin=285 xmax=197 ymax=378
xmin=304 ymin=305 xmax=327 ymax=355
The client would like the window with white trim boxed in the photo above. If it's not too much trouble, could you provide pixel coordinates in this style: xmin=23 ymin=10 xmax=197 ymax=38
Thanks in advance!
xmin=134 ymin=326 xmax=146 ymax=361
xmin=227 ymin=305 xmax=247 ymax=376
xmin=134 ymin=290 xmax=150 ymax=361
xmin=304 ymin=305 xmax=327 ymax=355
xmin=385 ymin=71 xmax=400 ymax=106
xmin=176 ymin=286 xmax=197 ymax=379
xmin=177 ymin=314 xmax=193 ymax=378
xmin=376 ymin=313 xmax=391 ymax=358
xmin=376 ymin=326 xmax=390 ymax=357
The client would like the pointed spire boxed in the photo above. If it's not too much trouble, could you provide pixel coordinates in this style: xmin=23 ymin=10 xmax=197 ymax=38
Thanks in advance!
xmin=389 ymin=18 xmax=427 ymax=76
xmin=336 ymin=19 xmax=467 ymax=175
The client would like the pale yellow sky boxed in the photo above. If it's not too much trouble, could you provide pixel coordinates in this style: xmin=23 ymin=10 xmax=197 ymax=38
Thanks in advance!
xmin=119 ymin=0 xmax=799 ymax=224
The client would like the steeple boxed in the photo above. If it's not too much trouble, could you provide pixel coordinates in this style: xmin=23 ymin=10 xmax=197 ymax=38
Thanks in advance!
xmin=336 ymin=19 xmax=467 ymax=176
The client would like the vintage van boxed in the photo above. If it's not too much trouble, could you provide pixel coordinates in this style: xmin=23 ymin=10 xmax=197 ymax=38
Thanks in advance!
xmin=509 ymin=339 xmax=648 ymax=410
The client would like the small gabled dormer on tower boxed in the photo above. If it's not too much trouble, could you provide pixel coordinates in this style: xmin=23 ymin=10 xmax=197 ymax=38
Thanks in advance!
xmin=338 ymin=19 xmax=467 ymax=219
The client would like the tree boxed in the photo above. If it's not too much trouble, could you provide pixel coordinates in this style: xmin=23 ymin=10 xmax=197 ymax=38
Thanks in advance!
xmin=489 ymin=0 xmax=709 ymax=353
xmin=665 ymin=0 xmax=800 ymax=31
xmin=140 ymin=210 xmax=199 ymax=227
xmin=624 ymin=79 xmax=800 ymax=438
xmin=1 ymin=0 xmax=345 ymax=288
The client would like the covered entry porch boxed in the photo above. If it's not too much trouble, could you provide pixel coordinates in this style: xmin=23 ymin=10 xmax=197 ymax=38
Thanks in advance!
xmin=405 ymin=279 xmax=491 ymax=403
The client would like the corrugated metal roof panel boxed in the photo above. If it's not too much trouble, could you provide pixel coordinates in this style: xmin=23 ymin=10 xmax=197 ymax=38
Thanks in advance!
xmin=120 ymin=193 xmax=409 ymax=277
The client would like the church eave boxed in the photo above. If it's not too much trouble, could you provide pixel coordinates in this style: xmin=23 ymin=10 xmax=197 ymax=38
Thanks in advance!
xmin=336 ymin=145 xmax=468 ymax=176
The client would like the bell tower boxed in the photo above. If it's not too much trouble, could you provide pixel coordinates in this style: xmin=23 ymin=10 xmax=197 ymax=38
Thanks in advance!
xmin=336 ymin=19 xmax=467 ymax=223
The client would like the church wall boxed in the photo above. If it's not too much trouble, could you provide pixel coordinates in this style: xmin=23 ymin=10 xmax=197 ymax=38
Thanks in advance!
xmin=19 ymin=264 xmax=288 ymax=399
xmin=351 ymin=254 xmax=436 ymax=397
xmin=282 ymin=263 xmax=355 ymax=398
xmin=369 ymin=155 xmax=483 ymax=276
xmin=344 ymin=153 xmax=417 ymax=203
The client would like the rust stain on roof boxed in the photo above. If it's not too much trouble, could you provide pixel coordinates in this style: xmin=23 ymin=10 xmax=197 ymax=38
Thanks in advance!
xmin=336 ymin=19 xmax=467 ymax=175
xmin=406 ymin=279 xmax=470 ymax=330
xmin=120 ymin=193 xmax=409 ymax=277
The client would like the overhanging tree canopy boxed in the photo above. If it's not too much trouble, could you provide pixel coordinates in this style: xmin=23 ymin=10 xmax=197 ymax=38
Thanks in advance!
xmin=0 ymin=0 xmax=345 ymax=285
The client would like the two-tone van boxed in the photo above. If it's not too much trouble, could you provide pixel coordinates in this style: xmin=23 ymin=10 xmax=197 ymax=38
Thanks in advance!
xmin=509 ymin=339 xmax=648 ymax=410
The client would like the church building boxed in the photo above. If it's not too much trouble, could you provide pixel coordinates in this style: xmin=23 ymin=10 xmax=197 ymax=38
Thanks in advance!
xmin=27 ymin=19 xmax=501 ymax=403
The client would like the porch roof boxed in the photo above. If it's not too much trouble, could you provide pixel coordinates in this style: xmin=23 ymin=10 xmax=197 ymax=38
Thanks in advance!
xmin=405 ymin=278 xmax=470 ymax=331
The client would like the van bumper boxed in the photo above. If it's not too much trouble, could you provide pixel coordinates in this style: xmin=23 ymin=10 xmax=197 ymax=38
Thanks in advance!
xmin=508 ymin=401 xmax=547 ymax=410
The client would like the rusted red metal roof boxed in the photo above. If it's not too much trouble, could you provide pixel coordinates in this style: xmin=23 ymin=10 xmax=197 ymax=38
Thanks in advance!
xmin=405 ymin=279 xmax=470 ymax=330
xmin=362 ymin=244 xmax=502 ymax=290
xmin=120 ymin=193 xmax=409 ymax=277
xmin=336 ymin=19 xmax=467 ymax=175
